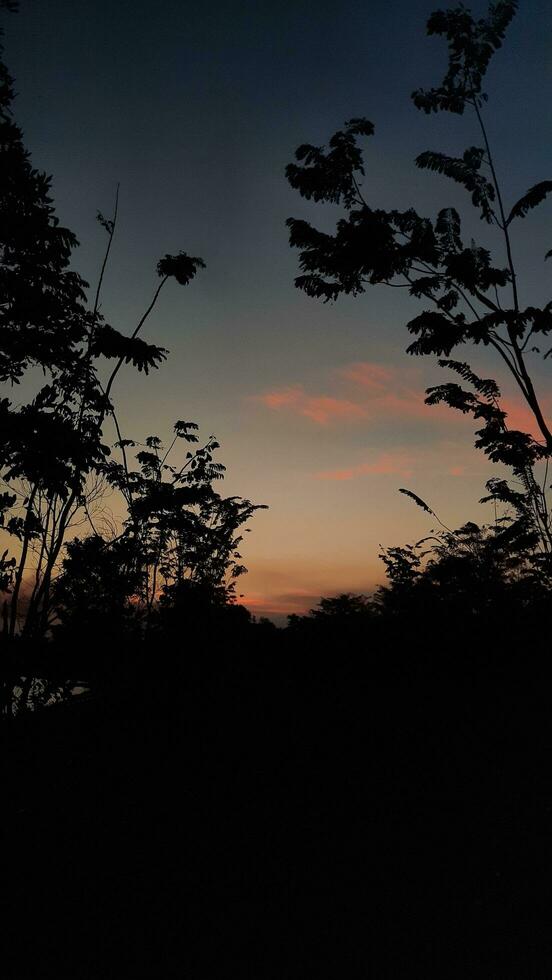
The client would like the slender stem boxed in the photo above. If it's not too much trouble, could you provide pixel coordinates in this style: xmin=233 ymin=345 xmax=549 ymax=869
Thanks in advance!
xmin=352 ymin=176 xmax=367 ymax=207
xmin=100 ymin=386 xmax=135 ymax=516
xmin=542 ymin=456 xmax=550 ymax=496
xmin=471 ymin=286 xmax=500 ymax=314
xmin=9 ymin=484 xmax=38 ymax=637
xmin=488 ymin=335 xmax=528 ymax=392
xmin=77 ymin=186 xmax=120 ymax=426
xmin=472 ymin=98 xmax=519 ymax=312
xmin=472 ymin=97 xmax=552 ymax=450
xmin=103 ymin=276 xmax=169 ymax=409
xmin=28 ymin=493 xmax=52 ymax=613
xmin=23 ymin=487 xmax=79 ymax=637
xmin=92 ymin=185 xmax=119 ymax=321
xmin=161 ymin=433 xmax=179 ymax=466
xmin=83 ymin=498 xmax=100 ymax=537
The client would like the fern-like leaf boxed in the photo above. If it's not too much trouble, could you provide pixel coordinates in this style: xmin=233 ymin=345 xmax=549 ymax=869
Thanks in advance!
xmin=506 ymin=181 xmax=552 ymax=225
xmin=398 ymin=488 xmax=434 ymax=514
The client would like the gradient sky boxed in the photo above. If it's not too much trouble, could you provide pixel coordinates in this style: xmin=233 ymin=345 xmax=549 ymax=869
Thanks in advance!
xmin=5 ymin=0 xmax=552 ymax=621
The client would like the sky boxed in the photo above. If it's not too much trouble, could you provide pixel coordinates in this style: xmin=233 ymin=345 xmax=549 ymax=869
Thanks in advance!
xmin=4 ymin=0 xmax=552 ymax=621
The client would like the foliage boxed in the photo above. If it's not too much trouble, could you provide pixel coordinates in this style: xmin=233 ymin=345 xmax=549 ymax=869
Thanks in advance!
xmin=52 ymin=420 xmax=267 ymax=660
xmin=0 ymin=6 xmax=264 ymax=717
xmin=286 ymin=0 xmax=552 ymax=561
xmin=53 ymin=534 xmax=143 ymax=644
xmin=0 ymin=22 xmax=209 ymax=643
xmin=377 ymin=516 xmax=552 ymax=624
xmin=94 ymin=423 xmax=266 ymax=621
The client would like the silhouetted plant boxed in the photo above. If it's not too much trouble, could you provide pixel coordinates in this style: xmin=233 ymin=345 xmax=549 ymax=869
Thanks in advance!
xmin=377 ymin=512 xmax=552 ymax=630
xmin=52 ymin=534 xmax=143 ymax=645
xmin=52 ymin=430 xmax=264 ymax=671
xmin=0 ymin=16 xmax=205 ymax=643
xmin=88 ymin=424 xmax=265 ymax=626
xmin=0 ymin=6 xmax=265 ymax=716
xmin=287 ymin=0 xmax=552 ymax=560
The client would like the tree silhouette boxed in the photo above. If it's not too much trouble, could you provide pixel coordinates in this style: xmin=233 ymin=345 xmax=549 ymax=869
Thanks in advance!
xmin=52 ymin=534 xmax=142 ymax=647
xmin=0 ymin=6 xmax=265 ymax=717
xmin=286 ymin=0 xmax=552 ymax=566
xmin=0 ymin=15 xmax=205 ymax=642
xmin=55 ymin=424 xmax=266 ymax=637
xmin=378 ymin=515 xmax=550 ymax=622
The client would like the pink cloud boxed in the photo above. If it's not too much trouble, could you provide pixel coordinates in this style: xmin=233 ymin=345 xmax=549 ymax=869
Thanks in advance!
xmin=257 ymin=385 xmax=368 ymax=425
xmin=256 ymin=361 xmax=549 ymax=434
xmin=261 ymin=386 xmax=303 ymax=410
xmin=340 ymin=362 xmax=394 ymax=391
xmin=315 ymin=451 xmax=416 ymax=481
xmin=342 ymin=361 xmax=552 ymax=435
xmin=300 ymin=396 xmax=368 ymax=424
xmin=256 ymin=362 xmax=471 ymax=429
xmin=255 ymin=371 xmax=428 ymax=429
xmin=343 ymin=361 xmax=467 ymax=423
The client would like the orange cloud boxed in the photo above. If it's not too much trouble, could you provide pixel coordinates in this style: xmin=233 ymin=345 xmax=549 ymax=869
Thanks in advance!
xmin=257 ymin=385 xmax=368 ymax=425
xmin=315 ymin=451 xmax=416 ymax=481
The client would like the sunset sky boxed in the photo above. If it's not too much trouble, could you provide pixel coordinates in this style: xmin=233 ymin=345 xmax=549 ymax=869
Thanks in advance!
xmin=6 ymin=0 xmax=552 ymax=621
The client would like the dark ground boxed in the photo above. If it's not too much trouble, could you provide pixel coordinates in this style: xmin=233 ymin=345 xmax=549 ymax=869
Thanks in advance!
xmin=4 ymin=641 xmax=552 ymax=978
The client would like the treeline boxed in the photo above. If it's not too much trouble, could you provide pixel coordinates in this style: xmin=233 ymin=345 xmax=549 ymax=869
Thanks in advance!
xmin=8 ymin=515 xmax=552 ymax=712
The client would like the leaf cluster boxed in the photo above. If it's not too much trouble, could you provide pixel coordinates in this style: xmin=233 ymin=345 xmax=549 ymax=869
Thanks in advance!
xmin=411 ymin=1 xmax=518 ymax=114
xmin=157 ymin=252 xmax=206 ymax=284
xmin=286 ymin=118 xmax=374 ymax=208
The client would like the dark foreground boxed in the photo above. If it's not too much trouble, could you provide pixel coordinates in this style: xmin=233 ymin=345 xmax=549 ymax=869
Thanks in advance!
xmin=4 ymin=641 xmax=552 ymax=978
